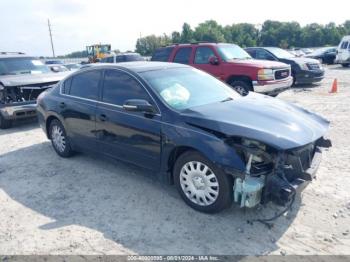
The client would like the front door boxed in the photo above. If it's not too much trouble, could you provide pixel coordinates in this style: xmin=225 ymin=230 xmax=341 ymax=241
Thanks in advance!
xmin=96 ymin=69 xmax=162 ymax=170
xmin=192 ymin=46 xmax=223 ymax=80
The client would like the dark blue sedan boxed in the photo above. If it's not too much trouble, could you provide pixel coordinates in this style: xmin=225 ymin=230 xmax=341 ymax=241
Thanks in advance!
xmin=37 ymin=62 xmax=329 ymax=213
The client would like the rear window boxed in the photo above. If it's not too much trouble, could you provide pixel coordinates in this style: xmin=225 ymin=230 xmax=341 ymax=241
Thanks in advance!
xmin=151 ymin=47 xmax=174 ymax=62
xmin=173 ymin=47 xmax=192 ymax=64
xmin=69 ymin=70 xmax=101 ymax=100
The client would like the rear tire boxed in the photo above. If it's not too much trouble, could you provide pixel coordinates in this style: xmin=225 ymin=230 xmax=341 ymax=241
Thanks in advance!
xmin=229 ymin=80 xmax=252 ymax=96
xmin=0 ymin=114 xmax=12 ymax=129
xmin=49 ymin=119 xmax=73 ymax=157
xmin=174 ymin=151 xmax=233 ymax=213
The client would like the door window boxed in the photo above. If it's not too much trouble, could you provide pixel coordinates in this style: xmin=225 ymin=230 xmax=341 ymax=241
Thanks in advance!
xmin=194 ymin=47 xmax=216 ymax=64
xmin=115 ymin=56 xmax=125 ymax=62
xmin=102 ymin=70 xmax=151 ymax=106
xmin=341 ymin=41 xmax=349 ymax=49
xmin=151 ymin=47 xmax=174 ymax=61
xmin=173 ymin=48 xmax=192 ymax=64
xmin=69 ymin=70 xmax=101 ymax=100
xmin=256 ymin=49 xmax=275 ymax=60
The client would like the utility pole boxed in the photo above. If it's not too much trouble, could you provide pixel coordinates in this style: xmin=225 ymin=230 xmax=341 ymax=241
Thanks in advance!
xmin=47 ymin=19 xmax=55 ymax=57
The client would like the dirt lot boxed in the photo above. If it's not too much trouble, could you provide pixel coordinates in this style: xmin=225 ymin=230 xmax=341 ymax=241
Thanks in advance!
xmin=0 ymin=65 xmax=349 ymax=255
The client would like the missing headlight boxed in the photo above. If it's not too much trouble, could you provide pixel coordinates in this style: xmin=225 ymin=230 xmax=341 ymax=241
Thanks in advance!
xmin=227 ymin=137 xmax=275 ymax=176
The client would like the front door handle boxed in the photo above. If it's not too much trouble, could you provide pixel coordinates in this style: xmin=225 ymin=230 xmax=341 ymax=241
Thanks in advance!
xmin=59 ymin=102 xmax=66 ymax=108
xmin=99 ymin=114 xmax=108 ymax=122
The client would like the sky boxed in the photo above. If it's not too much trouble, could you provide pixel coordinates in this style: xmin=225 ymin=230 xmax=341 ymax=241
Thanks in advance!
xmin=0 ymin=0 xmax=349 ymax=56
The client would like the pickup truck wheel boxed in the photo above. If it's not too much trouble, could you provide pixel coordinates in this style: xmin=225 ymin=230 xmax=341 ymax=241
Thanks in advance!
xmin=174 ymin=151 xmax=233 ymax=213
xmin=0 ymin=114 xmax=12 ymax=129
xmin=49 ymin=119 xmax=73 ymax=158
xmin=229 ymin=80 xmax=252 ymax=96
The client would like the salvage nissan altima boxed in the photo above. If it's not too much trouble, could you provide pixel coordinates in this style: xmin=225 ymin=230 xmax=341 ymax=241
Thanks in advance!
xmin=37 ymin=62 xmax=330 ymax=213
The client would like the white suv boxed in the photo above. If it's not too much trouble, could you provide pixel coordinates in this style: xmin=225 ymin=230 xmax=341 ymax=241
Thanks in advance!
xmin=336 ymin=36 xmax=350 ymax=67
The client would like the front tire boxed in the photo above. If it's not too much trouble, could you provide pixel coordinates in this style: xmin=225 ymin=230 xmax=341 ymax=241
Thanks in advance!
xmin=49 ymin=119 xmax=73 ymax=157
xmin=229 ymin=80 xmax=252 ymax=96
xmin=0 ymin=114 xmax=12 ymax=129
xmin=174 ymin=151 xmax=233 ymax=213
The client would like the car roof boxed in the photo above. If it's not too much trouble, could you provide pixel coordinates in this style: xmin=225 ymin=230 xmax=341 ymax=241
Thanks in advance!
xmin=163 ymin=42 xmax=237 ymax=48
xmin=0 ymin=53 xmax=34 ymax=59
xmin=83 ymin=61 xmax=188 ymax=73
xmin=246 ymin=47 xmax=279 ymax=50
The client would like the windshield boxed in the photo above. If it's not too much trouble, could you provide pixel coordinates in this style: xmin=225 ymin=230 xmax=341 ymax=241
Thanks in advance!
xmin=0 ymin=57 xmax=50 ymax=75
xmin=217 ymin=44 xmax=252 ymax=61
xmin=141 ymin=67 xmax=240 ymax=110
xmin=266 ymin=48 xmax=295 ymax=58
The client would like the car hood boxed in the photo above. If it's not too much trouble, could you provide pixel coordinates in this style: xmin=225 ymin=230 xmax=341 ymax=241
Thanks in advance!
xmin=181 ymin=93 xmax=329 ymax=150
xmin=228 ymin=59 xmax=289 ymax=69
xmin=281 ymin=57 xmax=320 ymax=64
xmin=0 ymin=72 xmax=70 ymax=87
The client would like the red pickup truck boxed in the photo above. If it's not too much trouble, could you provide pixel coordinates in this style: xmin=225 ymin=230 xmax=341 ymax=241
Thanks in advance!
xmin=151 ymin=43 xmax=293 ymax=96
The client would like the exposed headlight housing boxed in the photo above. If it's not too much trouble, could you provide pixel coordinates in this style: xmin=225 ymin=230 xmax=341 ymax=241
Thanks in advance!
xmin=257 ymin=68 xmax=274 ymax=81
xmin=228 ymin=137 xmax=276 ymax=176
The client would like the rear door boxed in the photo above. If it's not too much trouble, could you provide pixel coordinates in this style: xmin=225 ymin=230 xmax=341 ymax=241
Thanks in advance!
xmin=59 ymin=69 xmax=102 ymax=149
xmin=96 ymin=69 xmax=162 ymax=170
xmin=192 ymin=46 xmax=223 ymax=79
xmin=172 ymin=47 xmax=192 ymax=65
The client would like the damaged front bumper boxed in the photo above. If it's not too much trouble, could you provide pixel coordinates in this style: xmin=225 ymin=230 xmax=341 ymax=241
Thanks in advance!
xmin=264 ymin=146 xmax=322 ymax=206
xmin=232 ymin=138 xmax=329 ymax=208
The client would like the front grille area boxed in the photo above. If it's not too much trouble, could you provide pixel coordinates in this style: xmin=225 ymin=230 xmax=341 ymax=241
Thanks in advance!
xmin=274 ymin=69 xmax=290 ymax=80
xmin=307 ymin=63 xmax=321 ymax=70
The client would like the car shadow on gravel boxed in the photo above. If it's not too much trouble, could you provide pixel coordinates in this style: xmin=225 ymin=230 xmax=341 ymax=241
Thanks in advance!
xmin=0 ymin=142 xmax=303 ymax=255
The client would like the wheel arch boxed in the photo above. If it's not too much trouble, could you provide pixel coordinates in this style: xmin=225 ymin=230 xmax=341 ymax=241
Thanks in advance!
xmin=45 ymin=112 xmax=67 ymax=139
xmin=167 ymin=146 xmax=199 ymax=183
xmin=226 ymin=75 xmax=253 ymax=87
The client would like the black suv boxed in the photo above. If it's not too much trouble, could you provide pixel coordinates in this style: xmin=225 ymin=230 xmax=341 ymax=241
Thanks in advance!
xmin=0 ymin=52 xmax=69 ymax=128
xmin=245 ymin=47 xmax=325 ymax=85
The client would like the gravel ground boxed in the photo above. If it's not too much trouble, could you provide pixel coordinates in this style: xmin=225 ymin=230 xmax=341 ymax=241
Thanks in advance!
xmin=0 ymin=65 xmax=349 ymax=255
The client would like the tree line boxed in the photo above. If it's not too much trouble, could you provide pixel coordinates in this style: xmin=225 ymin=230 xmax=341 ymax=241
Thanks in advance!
xmin=136 ymin=20 xmax=350 ymax=56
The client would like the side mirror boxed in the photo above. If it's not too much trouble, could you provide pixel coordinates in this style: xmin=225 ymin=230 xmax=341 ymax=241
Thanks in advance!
xmin=209 ymin=56 xmax=219 ymax=65
xmin=123 ymin=99 xmax=156 ymax=114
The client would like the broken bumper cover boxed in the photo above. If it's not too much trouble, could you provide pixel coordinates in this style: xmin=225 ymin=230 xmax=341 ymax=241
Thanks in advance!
xmin=264 ymin=147 xmax=322 ymax=206
xmin=252 ymin=76 xmax=293 ymax=95
xmin=0 ymin=102 xmax=37 ymax=120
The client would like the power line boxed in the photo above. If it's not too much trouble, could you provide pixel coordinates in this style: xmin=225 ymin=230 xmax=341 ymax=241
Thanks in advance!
xmin=47 ymin=19 xmax=55 ymax=57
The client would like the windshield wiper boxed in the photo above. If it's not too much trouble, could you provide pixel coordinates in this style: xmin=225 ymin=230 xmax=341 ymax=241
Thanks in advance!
xmin=221 ymin=97 xmax=233 ymax=102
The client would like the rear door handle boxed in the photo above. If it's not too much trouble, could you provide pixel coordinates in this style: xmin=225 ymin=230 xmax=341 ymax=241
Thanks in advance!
xmin=99 ymin=114 xmax=108 ymax=122
xmin=59 ymin=102 xmax=66 ymax=108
